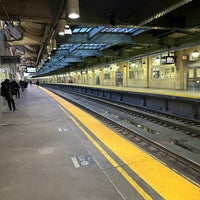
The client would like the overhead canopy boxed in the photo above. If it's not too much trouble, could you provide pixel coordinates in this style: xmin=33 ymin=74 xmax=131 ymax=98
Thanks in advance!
xmin=0 ymin=0 xmax=200 ymax=76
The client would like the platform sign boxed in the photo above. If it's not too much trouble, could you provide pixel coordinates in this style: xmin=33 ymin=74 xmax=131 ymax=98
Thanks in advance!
xmin=71 ymin=154 xmax=95 ymax=168
xmin=0 ymin=56 xmax=21 ymax=64
xmin=26 ymin=67 xmax=36 ymax=73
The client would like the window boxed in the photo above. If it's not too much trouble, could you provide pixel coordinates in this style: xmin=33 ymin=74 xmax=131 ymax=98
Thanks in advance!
xmin=189 ymin=68 xmax=194 ymax=78
xmin=152 ymin=68 xmax=160 ymax=78
xmin=135 ymin=70 xmax=144 ymax=79
xmin=104 ymin=73 xmax=110 ymax=79
xmin=129 ymin=58 xmax=144 ymax=80
xmin=151 ymin=52 xmax=176 ymax=79
xmin=197 ymin=68 xmax=200 ymax=77
xmin=129 ymin=71 xmax=134 ymax=79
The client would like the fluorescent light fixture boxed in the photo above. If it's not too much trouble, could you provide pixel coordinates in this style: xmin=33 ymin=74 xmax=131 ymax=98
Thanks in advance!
xmin=68 ymin=0 xmax=80 ymax=19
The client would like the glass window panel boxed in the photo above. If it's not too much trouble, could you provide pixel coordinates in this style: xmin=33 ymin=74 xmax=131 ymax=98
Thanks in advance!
xmin=197 ymin=68 xmax=200 ymax=77
xmin=152 ymin=68 xmax=160 ymax=78
xmin=189 ymin=69 xmax=194 ymax=78
xmin=104 ymin=73 xmax=110 ymax=79
xmin=129 ymin=71 xmax=134 ymax=79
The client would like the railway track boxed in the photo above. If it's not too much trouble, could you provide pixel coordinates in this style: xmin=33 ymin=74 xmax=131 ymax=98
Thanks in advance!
xmin=44 ymin=86 xmax=200 ymax=186
xmin=86 ymin=94 xmax=200 ymax=137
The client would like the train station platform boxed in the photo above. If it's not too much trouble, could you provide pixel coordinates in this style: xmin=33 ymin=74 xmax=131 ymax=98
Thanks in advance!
xmin=0 ymin=85 xmax=199 ymax=200
xmin=64 ymin=83 xmax=200 ymax=99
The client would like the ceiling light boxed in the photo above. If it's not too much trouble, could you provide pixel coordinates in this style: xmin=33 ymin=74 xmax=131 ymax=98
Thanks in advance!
xmin=59 ymin=31 xmax=65 ymax=36
xmin=67 ymin=0 xmax=80 ymax=19
xmin=192 ymin=49 xmax=200 ymax=58
xmin=58 ymin=19 xmax=66 ymax=35
xmin=51 ymin=39 xmax=57 ymax=50
xmin=0 ymin=21 xmax=3 ymax=29
xmin=47 ymin=45 xmax=51 ymax=55
xmin=154 ymin=56 xmax=160 ymax=63
xmin=43 ymin=54 xmax=48 ymax=59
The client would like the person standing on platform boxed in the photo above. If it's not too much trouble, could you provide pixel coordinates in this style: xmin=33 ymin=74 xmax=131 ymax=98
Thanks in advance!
xmin=1 ymin=79 xmax=16 ymax=111
xmin=12 ymin=80 xmax=20 ymax=98
xmin=36 ymin=80 xmax=39 ymax=87
xmin=19 ymin=79 xmax=24 ymax=91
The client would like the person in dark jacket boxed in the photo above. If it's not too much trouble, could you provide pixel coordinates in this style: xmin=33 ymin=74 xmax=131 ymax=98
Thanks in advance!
xmin=19 ymin=79 xmax=24 ymax=91
xmin=36 ymin=80 xmax=39 ymax=87
xmin=11 ymin=80 xmax=20 ymax=98
xmin=1 ymin=79 xmax=16 ymax=111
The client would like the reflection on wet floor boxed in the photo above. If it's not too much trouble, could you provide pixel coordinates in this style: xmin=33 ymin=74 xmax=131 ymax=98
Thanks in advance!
xmin=104 ymin=110 xmax=159 ymax=135
xmin=104 ymin=110 xmax=200 ymax=155
xmin=170 ymin=139 xmax=200 ymax=154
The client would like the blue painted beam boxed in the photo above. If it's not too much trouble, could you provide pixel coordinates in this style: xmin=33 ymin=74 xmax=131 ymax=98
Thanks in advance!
xmin=131 ymin=29 xmax=147 ymax=37
xmin=72 ymin=49 xmax=100 ymax=57
xmin=55 ymin=50 xmax=70 ymax=56
xmin=88 ymin=26 xmax=105 ymax=39
xmin=93 ymin=33 xmax=133 ymax=43
xmin=69 ymin=44 xmax=82 ymax=53
xmin=62 ymin=57 xmax=83 ymax=63
xmin=60 ymin=33 xmax=134 ymax=44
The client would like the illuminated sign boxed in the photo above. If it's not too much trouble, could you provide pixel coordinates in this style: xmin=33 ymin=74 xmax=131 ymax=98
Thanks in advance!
xmin=182 ymin=55 xmax=188 ymax=60
xmin=161 ymin=56 xmax=175 ymax=64
xmin=26 ymin=67 xmax=36 ymax=73
xmin=166 ymin=56 xmax=175 ymax=64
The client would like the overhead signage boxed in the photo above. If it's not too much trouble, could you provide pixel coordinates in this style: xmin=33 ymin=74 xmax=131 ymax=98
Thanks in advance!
xmin=161 ymin=56 xmax=175 ymax=64
xmin=0 ymin=56 xmax=21 ymax=64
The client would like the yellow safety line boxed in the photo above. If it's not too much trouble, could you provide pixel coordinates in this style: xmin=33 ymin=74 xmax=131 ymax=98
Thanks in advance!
xmin=41 ymin=87 xmax=200 ymax=200
xmin=60 ymin=104 xmax=152 ymax=200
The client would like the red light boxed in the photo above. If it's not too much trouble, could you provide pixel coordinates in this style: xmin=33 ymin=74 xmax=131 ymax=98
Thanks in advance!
xmin=182 ymin=55 xmax=187 ymax=60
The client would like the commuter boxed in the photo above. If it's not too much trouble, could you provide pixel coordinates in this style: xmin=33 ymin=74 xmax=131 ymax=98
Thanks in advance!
xmin=24 ymin=80 xmax=28 ymax=88
xmin=1 ymin=79 xmax=16 ymax=111
xmin=19 ymin=80 xmax=24 ymax=91
xmin=36 ymin=80 xmax=39 ymax=87
xmin=12 ymin=80 xmax=20 ymax=98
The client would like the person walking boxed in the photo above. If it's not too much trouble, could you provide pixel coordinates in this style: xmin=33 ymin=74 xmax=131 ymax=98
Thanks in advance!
xmin=1 ymin=79 xmax=16 ymax=111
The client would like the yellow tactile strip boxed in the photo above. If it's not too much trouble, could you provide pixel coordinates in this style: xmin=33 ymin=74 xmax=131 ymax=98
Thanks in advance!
xmin=42 ymin=87 xmax=200 ymax=200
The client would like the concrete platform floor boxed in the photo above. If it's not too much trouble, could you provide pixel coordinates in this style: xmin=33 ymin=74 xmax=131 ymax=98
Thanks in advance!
xmin=0 ymin=86 xmax=123 ymax=200
xmin=1 ymin=85 xmax=199 ymax=200
xmin=0 ymin=85 xmax=133 ymax=200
